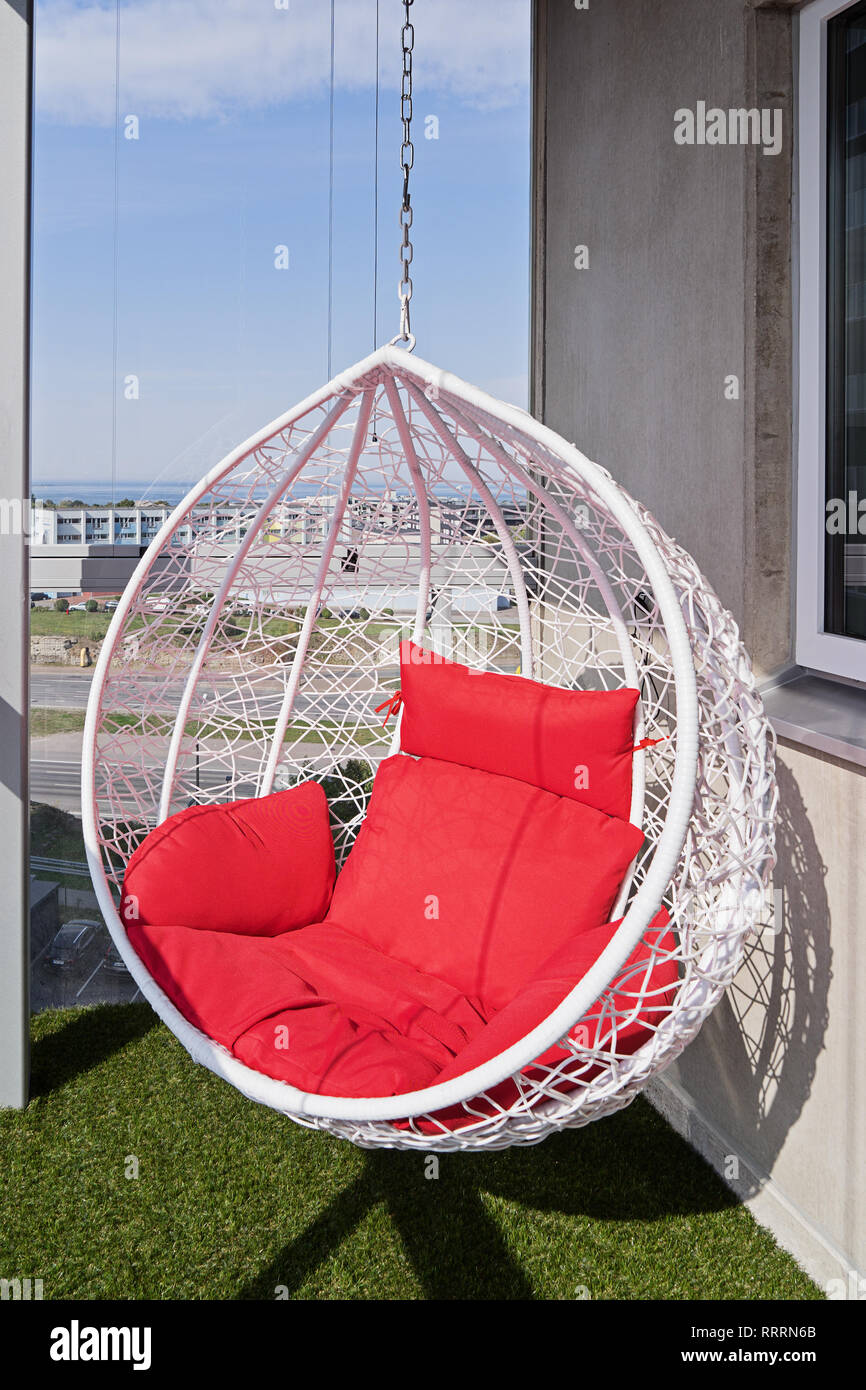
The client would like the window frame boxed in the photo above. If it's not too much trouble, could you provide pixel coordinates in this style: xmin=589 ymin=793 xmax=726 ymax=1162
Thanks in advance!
xmin=797 ymin=0 xmax=866 ymax=681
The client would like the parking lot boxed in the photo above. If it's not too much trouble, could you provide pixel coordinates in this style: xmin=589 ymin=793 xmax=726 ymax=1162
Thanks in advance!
xmin=31 ymin=915 xmax=142 ymax=1012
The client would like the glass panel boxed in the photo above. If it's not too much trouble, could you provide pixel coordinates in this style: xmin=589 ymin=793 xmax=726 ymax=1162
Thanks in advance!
xmin=826 ymin=1 xmax=866 ymax=639
xmin=29 ymin=0 xmax=531 ymax=1009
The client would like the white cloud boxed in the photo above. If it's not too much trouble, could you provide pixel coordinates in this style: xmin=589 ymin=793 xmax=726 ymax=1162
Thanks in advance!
xmin=35 ymin=0 xmax=530 ymax=125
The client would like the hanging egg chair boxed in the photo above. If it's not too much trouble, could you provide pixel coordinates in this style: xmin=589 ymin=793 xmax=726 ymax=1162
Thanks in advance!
xmin=82 ymin=0 xmax=775 ymax=1151
xmin=81 ymin=342 xmax=777 ymax=1151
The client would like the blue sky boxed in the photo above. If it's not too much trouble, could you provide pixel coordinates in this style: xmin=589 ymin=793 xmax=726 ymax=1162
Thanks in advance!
xmin=31 ymin=0 xmax=531 ymax=497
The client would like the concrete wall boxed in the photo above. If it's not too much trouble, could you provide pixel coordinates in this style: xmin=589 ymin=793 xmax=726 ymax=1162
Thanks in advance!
xmin=535 ymin=0 xmax=794 ymax=680
xmin=534 ymin=0 xmax=866 ymax=1288
xmin=30 ymin=636 xmax=100 ymax=667
xmin=650 ymin=738 xmax=866 ymax=1287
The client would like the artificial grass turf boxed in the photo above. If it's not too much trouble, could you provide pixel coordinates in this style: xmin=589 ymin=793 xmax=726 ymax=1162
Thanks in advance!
xmin=0 ymin=1005 xmax=822 ymax=1302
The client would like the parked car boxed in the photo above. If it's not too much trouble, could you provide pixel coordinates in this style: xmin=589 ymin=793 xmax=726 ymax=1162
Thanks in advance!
xmin=46 ymin=920 xmax=99 ymax=971
xmin=104 ymin=599 xmax=120 ymax=610
xmin=102 ymin=940 xmax=130 ymax=975
xmin=67 ymin=601 xmax=88 ymax=612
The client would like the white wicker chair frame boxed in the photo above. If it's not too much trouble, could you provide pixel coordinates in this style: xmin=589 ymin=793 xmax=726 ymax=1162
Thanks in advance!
xmin=82 ymin=345 xmax=777 ymax=1151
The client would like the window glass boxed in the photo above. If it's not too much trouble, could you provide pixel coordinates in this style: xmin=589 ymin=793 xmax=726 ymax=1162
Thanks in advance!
xmin=826 ymin=0 xmax=866 ymax=639
xmin=29 ymin=0 xmax=531 ymax=1009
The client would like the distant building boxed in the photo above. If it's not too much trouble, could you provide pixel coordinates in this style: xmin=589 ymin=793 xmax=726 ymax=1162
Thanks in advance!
xmin=30 ymin=497 xmax=529 ymax=551
xmin=33 ymin=505 xmax=180 ymax=548
xmin=29 ymin=496 xmax=531 ymax=603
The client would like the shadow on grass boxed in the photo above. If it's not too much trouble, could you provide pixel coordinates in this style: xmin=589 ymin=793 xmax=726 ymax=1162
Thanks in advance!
xmin=238 ymin=1100 xmax=740 ymax=1300
xmin=30 ymin=1003 xmax=160 ymax=1100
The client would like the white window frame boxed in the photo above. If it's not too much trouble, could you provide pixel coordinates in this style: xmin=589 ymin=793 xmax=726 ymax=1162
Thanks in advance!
xmin=797 ymin=0 xmax=866 ymax=682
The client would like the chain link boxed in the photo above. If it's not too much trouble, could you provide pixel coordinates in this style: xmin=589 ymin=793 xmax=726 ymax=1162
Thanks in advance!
xmin=395 ymin=0 xmax=415 ymax=349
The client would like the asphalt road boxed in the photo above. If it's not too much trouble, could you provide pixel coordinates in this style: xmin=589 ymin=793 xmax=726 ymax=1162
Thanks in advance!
xmin=31 ymin=663 xmax=397 ymax=814
xmin=30 ymin=759 xmax=83 ymax=807
xmin=31 ymin=667 xmax=98 ymax=708
xmin=29 ymin=757 xmax=270 ymax=810
xmin=31 ymin=664 xmax=398 ymax=720
xmin=32 ymin=735 xmax=385 ymax=815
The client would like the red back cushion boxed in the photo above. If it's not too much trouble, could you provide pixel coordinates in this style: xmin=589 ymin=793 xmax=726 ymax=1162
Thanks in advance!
xmin=397 ymin=641 xmax=639 ymax=820
xmin=121 ymin=781 xmax=335 ymax=937
xmin=326 ymin=754 xmax=643 ymax=1014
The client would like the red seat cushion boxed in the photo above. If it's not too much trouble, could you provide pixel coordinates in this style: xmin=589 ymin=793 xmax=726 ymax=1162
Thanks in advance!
xmin=128 ymin=919 xmax=489 ymax=1099
xmin=436 ymin=907 xmax=677 ymax=1081
xmin=120 ymin=781 xmax=335 ymax=937
xmin=397 ymin=640 xmax=640 ymax=820
xmin=126 ymin=907 xmax=675 ymax=1110
xmin=326 ymin=754 xmax=643 ymax=1015
xmin=401 ymin=908 xmax=678 ymax=1133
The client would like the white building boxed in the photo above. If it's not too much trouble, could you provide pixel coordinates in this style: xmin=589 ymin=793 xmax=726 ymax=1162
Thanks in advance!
xmin=30 ymin=496 xmax=528 ymax=552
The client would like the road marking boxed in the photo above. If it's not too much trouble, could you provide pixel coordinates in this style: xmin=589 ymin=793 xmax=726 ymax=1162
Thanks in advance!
xmin=30 ymin=759 xmax=85 ymax=767
xmin=76 ymin=959 xmax=104 ymax=998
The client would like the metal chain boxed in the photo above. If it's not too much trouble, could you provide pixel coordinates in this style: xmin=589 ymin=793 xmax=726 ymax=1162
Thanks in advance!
xmin=394 ymin=0 xmax=415 ymax=350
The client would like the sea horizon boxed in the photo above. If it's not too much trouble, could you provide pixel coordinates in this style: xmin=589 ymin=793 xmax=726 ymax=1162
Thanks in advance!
xmin=32 ymin=481 xmax=198 ymax=506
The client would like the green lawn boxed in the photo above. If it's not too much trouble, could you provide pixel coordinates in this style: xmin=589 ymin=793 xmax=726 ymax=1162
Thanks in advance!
xmin=0 ymin=1004 xmax=822 ymax=1301
xmin=30 ymin=708 xmax=151 ymax=739
xmin=30 ymin=610 xmax=112 ymax=640
xmin=29 ymin=802 xmax=90 ymax=889
xmin=30 ymin=801 xmax=87 ymax=861
xmin=30 ymin=708 xmax=152 ymax=739
xmin=30 ymin=708 xmax=90 ymax=738
xmin=30 ymin=706 xmax=384 ymax=747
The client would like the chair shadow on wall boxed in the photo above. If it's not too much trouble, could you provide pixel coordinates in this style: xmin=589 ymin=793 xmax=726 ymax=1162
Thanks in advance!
xmin=672 ymin=757 xmax=831 ymax=1195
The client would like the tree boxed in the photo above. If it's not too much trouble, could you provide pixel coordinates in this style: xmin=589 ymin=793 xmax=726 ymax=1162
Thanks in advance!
xmin=322 ymin=759 xmax=373 ymax=829
xmin=54 ymin=598 xmax=69 ymax=612
xmin=85 ymin=599 xmax=98 ymax=612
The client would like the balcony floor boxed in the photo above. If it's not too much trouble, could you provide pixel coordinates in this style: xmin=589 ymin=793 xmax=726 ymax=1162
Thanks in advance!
xmin=0 ymin=1004 xmax=822 ymax=1301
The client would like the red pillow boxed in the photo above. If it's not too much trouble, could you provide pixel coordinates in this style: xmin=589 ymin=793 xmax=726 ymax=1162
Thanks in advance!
xmin=326 ymin=754 xmax=643 ymax=1014
xmin=120 ymin=781 xmax=335 ymax=937
xmin=397 ymin=641 xmax=640 ymax=820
